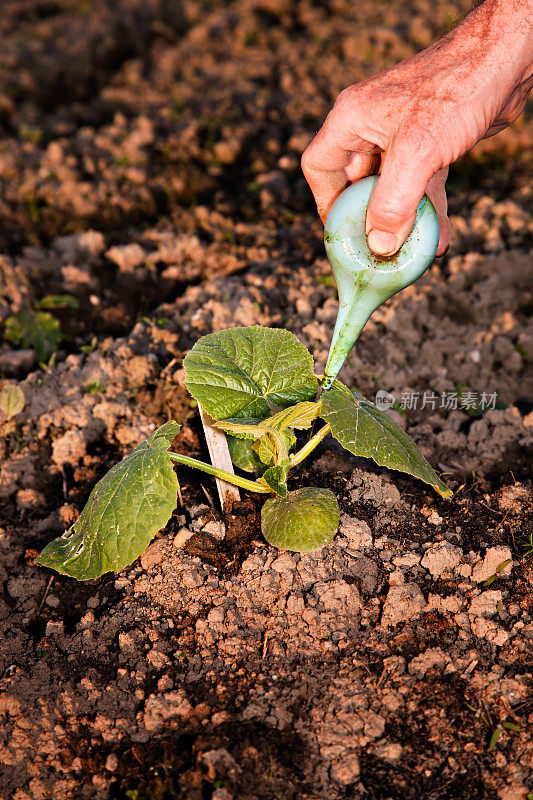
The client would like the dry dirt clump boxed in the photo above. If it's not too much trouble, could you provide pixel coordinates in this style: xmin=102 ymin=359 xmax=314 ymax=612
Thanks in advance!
xmin=0 ymin=1 xmax=532 ymax=799
xmin=1 ymin=472 xmax=533 ymax=800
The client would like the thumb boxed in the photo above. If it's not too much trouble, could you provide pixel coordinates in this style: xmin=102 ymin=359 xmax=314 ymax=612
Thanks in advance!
xmin=365 ymin=138 xmax=439 ymax=257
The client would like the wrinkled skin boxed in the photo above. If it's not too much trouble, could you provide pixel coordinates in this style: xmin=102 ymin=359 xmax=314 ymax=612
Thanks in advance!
xmin=302 ymin=0 xmax=533 ymax=256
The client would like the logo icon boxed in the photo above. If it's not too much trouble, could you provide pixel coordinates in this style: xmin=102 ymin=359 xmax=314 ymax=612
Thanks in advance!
xmin=375 ymin=390 xmax=394 ymax=411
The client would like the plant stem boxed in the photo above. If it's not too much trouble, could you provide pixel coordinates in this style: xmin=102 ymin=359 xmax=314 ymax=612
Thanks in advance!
xmin=290 ymin=424 xmax=330 ymax=466
xmin=167 ymin=451 xmax=271 ymax=493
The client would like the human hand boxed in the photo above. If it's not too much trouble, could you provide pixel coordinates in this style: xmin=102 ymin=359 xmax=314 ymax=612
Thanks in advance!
xmin=302 ymin=0 xmax=533 ymax=256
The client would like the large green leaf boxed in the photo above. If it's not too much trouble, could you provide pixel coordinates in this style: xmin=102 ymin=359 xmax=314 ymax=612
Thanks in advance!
xmin=320 ymin=382 xmax=452 ymax=498
xmin=36 ymin=421 xmax=181 ymax=580
xmin=183 ymin=326 xmax=318 ymax=420
xmin=261 ymin=487 xmax=340 ymax=552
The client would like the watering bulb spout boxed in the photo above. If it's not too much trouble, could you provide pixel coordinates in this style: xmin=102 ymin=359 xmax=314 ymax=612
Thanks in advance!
xmin=322 ymin=176 xmax=440 ymax=389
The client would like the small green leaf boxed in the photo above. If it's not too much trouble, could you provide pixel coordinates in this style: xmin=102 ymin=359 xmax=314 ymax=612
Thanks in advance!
xmin=4 ymin=310 xmax=61 ymax=362
xmin=262 ymin=461 xmax=290 ymax=496
xmin=488 ymin=729 xmax=500 ymax=751
xmin=214 ymin=417 xmax=267 ymax=440
xmin=253 ymin=428 xmax=295 ymax=467
xmin=261 ymin=487 xmax=340 ymax=552
xmin=83 ymin=380 xmax=106 ymax=395
xmin=217 ymin=402 xmax=318 ymax=443
xmin=483 ymin=559 xmax=512 ymax=588
xmin=502 ymin=722 xmax=520 ymax=732
xmin=227 ymin=435 xmax=267 ymax=474
xmin=254 ymin=434 xmax=277 ymax=466
xmin=80 ymin=336 xmax=98 ymax=354
xmin=215 ymin=417 xmax=292 ymax=468
xmin=0 ymin=384 xmax=25 ymax=420
xmin=36 ymin=421 xmax=181 ymax=580
xmin=184 ymin=326 xmax=318 ymax=420
xmin=321 ymin=382 xmax=452 ymax=498
xmin=266 ymin=401 xmax=320 ymax=432
xmin=37 ymin=294 xmax=80 ymax=310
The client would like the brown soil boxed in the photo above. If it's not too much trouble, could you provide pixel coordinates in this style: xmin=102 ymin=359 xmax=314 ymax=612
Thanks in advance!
xmin=0 ymin=2 xmax=532 ymax=800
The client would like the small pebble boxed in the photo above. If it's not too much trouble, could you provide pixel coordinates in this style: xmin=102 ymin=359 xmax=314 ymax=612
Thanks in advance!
xmin=105 ymin=753 xmax=119 ymax=773
xmin=174 ymin=527 xmax=194 ymax=548
xmin=202 ymin=520 xmax=226 ymax=541
xmin=188 ymin=504 xmax=210 ymax=519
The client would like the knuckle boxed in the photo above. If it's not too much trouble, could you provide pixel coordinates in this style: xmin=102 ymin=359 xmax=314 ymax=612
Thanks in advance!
xmin=335 ymin=86 xmax=353 ymax=106
xmin=333 ymin=85 xmax=361 ymax=114
xmin=300 ymin=145 xmax=314 ymax=176
xmin=338 ymin=81 xmax=373 ymax=106
xmin=370 ymin=204 xmax=407 ymax=227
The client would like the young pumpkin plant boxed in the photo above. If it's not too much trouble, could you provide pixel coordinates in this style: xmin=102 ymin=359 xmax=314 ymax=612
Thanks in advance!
xmin=37 ymin=325 xmax=451 ymax=580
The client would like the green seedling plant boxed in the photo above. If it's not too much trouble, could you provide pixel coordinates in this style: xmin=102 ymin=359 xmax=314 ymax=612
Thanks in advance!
xmin=37 ymin=325 xmax=451 ymax=580
xmin=3 ymin=309 xmax=61 ymax=363
xmin=465 ymin=701 xmax=522 ymax=752
xmin=2 ymin=295 xmax=78 ymax=365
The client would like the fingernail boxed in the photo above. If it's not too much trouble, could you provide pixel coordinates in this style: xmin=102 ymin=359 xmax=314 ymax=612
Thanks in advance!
xmin=367 ymin=229 xmax=399 ymax=256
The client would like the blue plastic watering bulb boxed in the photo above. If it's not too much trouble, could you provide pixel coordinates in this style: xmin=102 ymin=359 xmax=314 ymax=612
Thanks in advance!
xmin=322 ymin=175 xmax=439 ymax=389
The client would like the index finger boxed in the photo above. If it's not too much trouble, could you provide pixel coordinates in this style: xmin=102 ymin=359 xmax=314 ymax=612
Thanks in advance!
xmin=301 ymin=104 xmax=376 ymax=222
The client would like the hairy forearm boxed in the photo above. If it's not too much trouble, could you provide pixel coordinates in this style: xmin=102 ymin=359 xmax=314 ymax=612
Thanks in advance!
xmin=451 ymin=0 xmax=533 ymax=80
xmin=437 ymin=0 xmax=533 ymax=138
